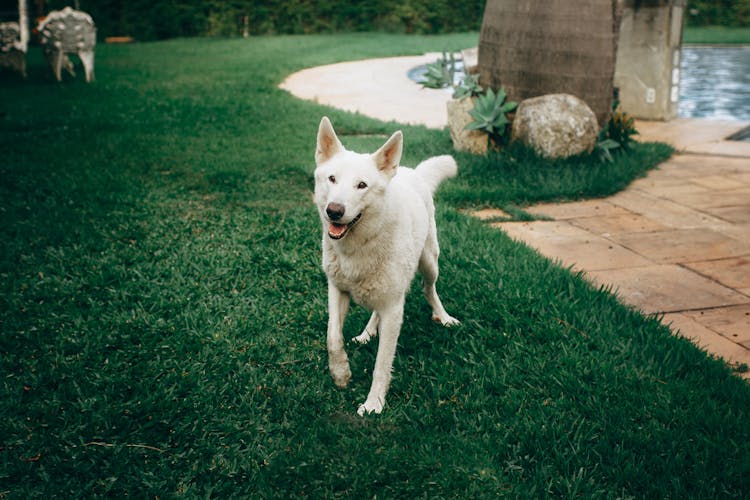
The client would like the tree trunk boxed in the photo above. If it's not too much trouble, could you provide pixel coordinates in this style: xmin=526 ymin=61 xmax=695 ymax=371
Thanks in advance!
xmin=18 ymin=0 xmax=29 ymax=49
xmin=478 ymin=0 xmax=618 ymax=128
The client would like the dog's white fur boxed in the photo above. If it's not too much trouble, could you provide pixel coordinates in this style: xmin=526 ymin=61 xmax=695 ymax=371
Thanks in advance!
xmin=313 ymin=116 xmax=459 ymax=416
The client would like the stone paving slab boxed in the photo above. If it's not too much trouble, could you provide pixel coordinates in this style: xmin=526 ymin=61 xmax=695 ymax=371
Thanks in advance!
xmin=525 ymin=199 xmax=629 ymax=220
xmin=684 ymin=257 xmax=750 ymax=290
xmin=610 ymin=228 xmax=750 ymax=264
xmin=689 ymin=174 xmax=748 ymax=191
xmin=705 ymin=206 xmax=750 ymax=225
xmin=493 ymin=220 xmax=653 ymax=271
xmin=664 ymin=313 xmax=750 ymax=372
xmin=667 ymin=152 xmax=750 ymax=170
xmin=607 ymin=189 xmax=733 ymax=229
xmin=674 ymin=188 xmax=750 ymax=210
xmin=683 ymin=305 xmax=750 ymax=345
xmin=586 ymin=265 xmax=748 ymax=313
xmin=711 ymin=223 xmax=750 ymax=243
xmin=629 ymin=178 xmax=710 ymax=197
xmin=570 ymin=212 xmax=668 ymax=235
xmin=637 ymin=119 xmax=750 ymax=158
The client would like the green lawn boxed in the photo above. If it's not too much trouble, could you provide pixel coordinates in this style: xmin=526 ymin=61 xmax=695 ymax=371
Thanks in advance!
xmin=1 ymin=33 xmax=749 ymax=498
xmin=683 ymin=25 xmax=750 ymax=44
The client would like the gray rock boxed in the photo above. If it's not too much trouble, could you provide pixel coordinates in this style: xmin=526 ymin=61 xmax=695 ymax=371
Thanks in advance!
xmin=447 ymin=97 xmax=487 ymax=155
xmin=461 ymin=47 xmax=478 ymax=74
xmin=512 ymin=94 xmax=599 ymax=159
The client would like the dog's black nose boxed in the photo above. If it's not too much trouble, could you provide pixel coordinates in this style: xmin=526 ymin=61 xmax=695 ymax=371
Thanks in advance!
xmin=326 ymin=202 xmax=345 ymax=221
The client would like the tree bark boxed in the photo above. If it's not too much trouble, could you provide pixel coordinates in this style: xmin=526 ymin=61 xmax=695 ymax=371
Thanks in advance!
xmin=478 ymin=0 xmax=618 ymax=128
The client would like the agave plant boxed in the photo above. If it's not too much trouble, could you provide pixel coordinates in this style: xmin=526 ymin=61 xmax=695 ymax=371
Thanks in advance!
xmin=595 ymin=138 xmax=621 ymax=163
xmin=452 ymin=72 xmax=483 ymax=99
xmin=464 ymin=87 xmax=517 ymax=146
xmin=420 ymin=51 xmax=456 ymax=89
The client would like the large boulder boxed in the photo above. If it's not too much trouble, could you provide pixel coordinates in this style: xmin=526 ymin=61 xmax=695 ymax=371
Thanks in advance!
xmin=512 ymin=94 xmax=599 ymax=159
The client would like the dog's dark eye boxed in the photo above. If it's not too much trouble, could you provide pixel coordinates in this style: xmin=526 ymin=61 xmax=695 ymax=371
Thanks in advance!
xmin=328 ymin=175 xmax=336 ymax=184
xmin=357 ymin=181 xmax=368 ymax=190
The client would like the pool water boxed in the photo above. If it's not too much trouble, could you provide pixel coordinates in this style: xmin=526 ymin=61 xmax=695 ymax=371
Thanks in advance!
xmin=678 ymin=46 xmax=750 ymax=122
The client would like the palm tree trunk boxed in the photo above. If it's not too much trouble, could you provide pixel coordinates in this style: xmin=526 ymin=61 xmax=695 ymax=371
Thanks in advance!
xmin=478 ymin=0 xmax=618 ymax=127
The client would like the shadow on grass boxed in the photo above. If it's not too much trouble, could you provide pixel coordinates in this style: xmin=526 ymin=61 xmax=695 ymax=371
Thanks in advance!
xmin=441 ymin=141 xmax=674 ymax=210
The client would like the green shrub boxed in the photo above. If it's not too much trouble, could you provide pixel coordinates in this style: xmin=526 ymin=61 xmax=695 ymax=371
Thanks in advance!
xmin=596 ymin=101 xmax=638 ymax=162
xmin=685 ymin=0 xmax=750 ymax=27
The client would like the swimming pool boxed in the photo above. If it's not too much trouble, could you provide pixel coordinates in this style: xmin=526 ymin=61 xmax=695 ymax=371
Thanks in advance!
xmin=678 ymin=46 xmax=750 ymax=122
xmin=408 ymin=46 xmax=750 ymax=123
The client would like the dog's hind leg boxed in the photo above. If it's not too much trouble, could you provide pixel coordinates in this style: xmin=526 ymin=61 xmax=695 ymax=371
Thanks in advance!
xmin=353 ymin=311 xmax=378 ymax=344
xmin=327 ymin=280 xmax=352 ymax=388
xmin=419 ymin=236 xmax=460 ymax=327
xmin=358 ymin=299 xmax=404 ymax=416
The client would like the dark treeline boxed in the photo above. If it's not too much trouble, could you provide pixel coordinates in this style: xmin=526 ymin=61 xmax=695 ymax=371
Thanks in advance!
xmin=1 ymin=0 xmax=747 ymax=41
xmin=685 ymin=0 xmax=750 ymax=26
xmin=46 ymin=0 xmax=486 ymax=40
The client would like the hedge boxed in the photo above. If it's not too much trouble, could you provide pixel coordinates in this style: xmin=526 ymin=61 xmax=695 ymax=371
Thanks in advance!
xmin=685 ymin=0 xmax=750 ymax=27
xmin=26 ymin=1 xmax=750 ymax=43
xmin=38 ymin=0 xmax=485 ymax=40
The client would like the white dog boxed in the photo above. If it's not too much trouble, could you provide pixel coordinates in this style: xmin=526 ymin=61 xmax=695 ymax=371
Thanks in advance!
xmin=313 ymin=116 xmax=459 ymax=416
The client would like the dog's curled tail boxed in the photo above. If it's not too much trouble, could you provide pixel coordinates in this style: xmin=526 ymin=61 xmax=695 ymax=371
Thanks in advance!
xmin=415 ymin=155 xmax=458 ymax=194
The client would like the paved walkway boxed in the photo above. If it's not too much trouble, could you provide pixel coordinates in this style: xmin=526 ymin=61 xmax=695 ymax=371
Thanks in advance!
xmin=281 ymin=55 xmax=750 ymax=375
xmin=280 ymin=53 xmax=452 ymax=129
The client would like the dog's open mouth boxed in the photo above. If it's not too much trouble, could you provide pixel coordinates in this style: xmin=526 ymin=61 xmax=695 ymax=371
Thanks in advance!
xmin=328 ymin=213 xmax=362 ymax=240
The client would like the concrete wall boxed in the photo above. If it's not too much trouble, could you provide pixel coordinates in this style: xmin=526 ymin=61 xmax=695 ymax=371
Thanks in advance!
xmin=614 ymin=1 xmax=686 ymax=120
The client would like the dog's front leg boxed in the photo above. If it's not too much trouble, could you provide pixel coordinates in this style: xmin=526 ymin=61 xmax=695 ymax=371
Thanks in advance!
xmin=358 ymin=298 xmax=404 ymax=416
xmin=353 ymin=311 xmax=378 ymax=344
xmin=327 ymin=280 xmax=352 ymax=388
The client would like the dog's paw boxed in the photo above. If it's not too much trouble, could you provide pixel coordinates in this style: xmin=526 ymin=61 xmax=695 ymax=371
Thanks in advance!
xmin=330 ymin=363 xmax=352 ymax=388
xmin=432 ymin=314 xmax=460 ymax=327
xmin=352 ymin=328 xmax=375 ymax=344
xmin=357 ymin=397 xmax=384 ymax=416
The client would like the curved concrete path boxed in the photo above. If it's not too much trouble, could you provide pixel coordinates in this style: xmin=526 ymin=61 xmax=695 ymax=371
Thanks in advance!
xmin=281 ymin=55 xmax=750 ymax=376
xmin=280 ymin=53 xmax=452 ymax=129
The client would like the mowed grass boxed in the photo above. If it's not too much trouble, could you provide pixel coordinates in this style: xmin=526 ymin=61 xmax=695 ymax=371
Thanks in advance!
xmin=683 ymin=25 xmax=750 ymax=44
xmin=1 ymin=34 xmax=748 ymax=497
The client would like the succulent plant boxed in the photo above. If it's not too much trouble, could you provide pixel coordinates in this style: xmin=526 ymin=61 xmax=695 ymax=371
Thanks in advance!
xmin=452 ymin=72 xmax=483 ymax=99
xmin=420 ymin=51 xmax=456 ymax=89
xmin=464 ymin=87 xmax=517 ymax=146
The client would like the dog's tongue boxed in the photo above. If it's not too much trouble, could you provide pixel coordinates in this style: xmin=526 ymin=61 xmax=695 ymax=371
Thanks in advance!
xmin=328 ymin=222 xmax=347 ymax=238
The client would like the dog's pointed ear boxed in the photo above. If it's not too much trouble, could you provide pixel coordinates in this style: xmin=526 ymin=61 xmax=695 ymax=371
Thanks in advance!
xmin=316 ymin=116 xmax=343 ymax=165
xmin=372 ymin=131 xmax=402 ymax=178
